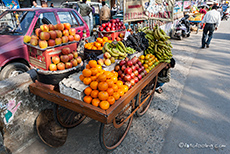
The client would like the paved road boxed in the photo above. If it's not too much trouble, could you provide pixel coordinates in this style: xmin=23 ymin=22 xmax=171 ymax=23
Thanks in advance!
xmin=161 ymin=20 xmax=230 ymax=154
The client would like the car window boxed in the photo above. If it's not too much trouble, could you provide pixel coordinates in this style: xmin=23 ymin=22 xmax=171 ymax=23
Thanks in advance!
xmin=57 ymin=11 xmax=81 ymax=27
xmin=71 ymin=11 xmax=84 ymax=26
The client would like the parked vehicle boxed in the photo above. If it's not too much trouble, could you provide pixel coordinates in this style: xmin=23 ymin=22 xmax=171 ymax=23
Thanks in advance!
xmin=0 ymin=8 xmax=90 ymax=80
xmin=170 ymin=14 xmax=190 ymax=40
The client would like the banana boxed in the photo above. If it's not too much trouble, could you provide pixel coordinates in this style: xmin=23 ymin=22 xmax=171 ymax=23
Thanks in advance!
xmin=108 ymin=48 xmax=119 ymax=57
xmin=154 ymin=44 xmax=158 ymax=53
xmin=117 ymin=45 xmax=125 ymax=53
xmin=160 ymin=29 xmax=166 ymax=36
xmin=102 ymin=46 xmax=106 ymax=53
xmin=118 ymin=41 xmax=128 ymax=53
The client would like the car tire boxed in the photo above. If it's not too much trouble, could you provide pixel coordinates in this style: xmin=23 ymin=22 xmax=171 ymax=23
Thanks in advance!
xmin=0 ymin=62 xmax=30 ymax=80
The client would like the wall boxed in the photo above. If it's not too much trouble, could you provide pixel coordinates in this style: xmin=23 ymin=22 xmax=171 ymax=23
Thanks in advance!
xmin=0 ymin=70 xmax=52 ymax=153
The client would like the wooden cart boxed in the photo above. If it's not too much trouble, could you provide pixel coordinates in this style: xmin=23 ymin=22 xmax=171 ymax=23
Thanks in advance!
xmin=29 ymin=63 xmax=167 ymax=151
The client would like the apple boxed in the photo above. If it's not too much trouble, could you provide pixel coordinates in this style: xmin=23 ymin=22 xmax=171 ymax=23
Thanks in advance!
xmin=132 ymin=56 xmax=138 ymax=65
xmin=110 ymin=57 xmax=115 ymax=63
xmin=111 ymin=27 xmax=115 ymax=31
xmin=31 ymin=35 xmax=39 ymax=39
xmin=138 ymin=61 xmax=142 ymax=67
xmin=74 ymin=34 xmax=80 ymax=41
xmin=133 ymin=70 xmax=139 ymax=76
xmin=124 ymin=74 xmax=131 ymax=82
xmin=49 ymin=24 xmax=56 ymax=31
xmin=72 ymin=51 xmax=78 ymax=58
xmin=107 ymin=23 xmax=111 ymax=28
xmin=130 ymin=73 xmax=135 ymax=79
xmin=68 ymin=53 xmax=74 ymax=61
xmin=134 ymin=77 xmax=139 ymax=83
xmin=64 ymin=23 xmax=71 ymax=30
xmin=97 ymin=58 xmax=104 ymax=66
xmin=114 ymin=65 xmax=120 ymax=72
xmin=63 ymin=29 xmax=69 ymax=36
xmin=119 ymin=60 xmax=126 ymax=66
xmin=69 ymin=28 xmax=76 ymax=35
xmin=76 ymin=56 xmax=82 ymax=64
xmin=39 ymin=40 xmax=48 ymax=49
xmin=65 ymin=62 xmax=72 ymax=69
xmin=135 ymin=63 xmax=140 ymax=70
xmin=30 ymin=38 xmax=38 ymax=46
xmin=23 ymin=35 xmax=31 ymax=43
xmin=62 ymin=36 xmax=68 ymax=43
xmin=125 ymin=68 xmax=132 ymax=75
xmin=60 ymin=55 xmax=69 ymax=63
xmin=52 ymin=56 xmax=60 ymax=64
xmin=131 ymin=65 xmax=136 ymax=72
xmin=40 ymin=32 xmax=50 ymax=40
xmin=35 ymin=28 xmax=42 ymax=37
xmin=99 ymin=26 xmax=104 ymax=31
xmin=55 ymin=38 xmax=62 ymax=45
xmin=48 ymin=39 xmax=55 ymax=46
xmin=144 ymin=70 xmax=147 ymax=75
xmin=103 ymin=52 xmax=111 ymax=59
xmin=105 ymin=59 xmax=111 ymax=66
xmin=116 ymin=18 xmax=120 ymax=23
xmin=127 ymin=60 xmax=133 ymax=67
xmin=49 ymin=31 xmax=57 ymax=39
xmin=125 ymin=82 xmax=132 ymax=89
xmin=49 ymin=64 xmax=57 ymax=71
xmin=56 ymin=23 xmax=64 ymax=31
xmin=68 ymin=35 xmax=74 ymax=41
xmin=71 ymin=59 xmax=78 ymax=67
xmin=102 ymin=23 xmax=106 ymax=28
xmin=62 ymin=47 xmax=71 ymax=55
xmin=55 ymin=30 xmax=62 ymax=38
xmin=57 ymin=62 xmax=65 ymax=70
xmin=141 ymin=72 xmax=145 ymax=78
xmin=138 ymin=74 xmax=142 ymax=80
xmin=118 ymin=70 xmax=123 ymax=76
xmin=120 ymin=73 xmax=125 ymax=79
xmin=130 ymin=79 xmax=135 ymax=86
xmin=121 ymin=65 xmax=126 ymax=71
xmin=138 ymin=68 xmax=142 ymax=74
xmin=141 ymin=66 xmax=145 ymax=71
xmin=125 ymin=57 xmax=129 ymax=61
xmin=106 ymin=27 xmax=110 ymax=32
xmin=122 ymin=25 xmax=126 ymax=29
xmin=40 ymin=24 xmax=49 ymax=32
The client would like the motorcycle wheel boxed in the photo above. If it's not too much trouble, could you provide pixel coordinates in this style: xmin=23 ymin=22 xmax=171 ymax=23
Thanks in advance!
xmin=178 ymin=35 xmax=182 ymax=40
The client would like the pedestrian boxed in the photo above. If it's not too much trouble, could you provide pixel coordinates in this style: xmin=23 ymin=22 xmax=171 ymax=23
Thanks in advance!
xmin=111 ymin=4 xmax=117 ymax=16
xmin=100 ymin=1 xmax=110 ymax=24
xmin=199 ymin=6 xmax=207 ymax=14
xmin=50 ymin=3 xmax=54 ymax=8
xmin=77 ymin=0 xmax=92 ymax=30
xmin=31 ymin=1 xmax=41 ymax=8
xmin=155 ymin=58 xmax=176 ymax=94
xmin=200 ymin=5 xmax=221 ymax=48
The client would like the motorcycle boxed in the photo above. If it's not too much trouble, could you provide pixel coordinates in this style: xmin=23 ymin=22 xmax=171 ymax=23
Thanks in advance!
xmin=221 ymin=12 xmax=229 ymax=21
xmin=170 ymin=14 xmax=191 ymax=40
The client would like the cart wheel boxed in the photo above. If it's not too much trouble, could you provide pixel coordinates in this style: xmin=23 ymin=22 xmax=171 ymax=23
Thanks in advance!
xmin=99 ymin=100 xmax=134 ymax=151
xmin=136 ymin=77 xmax=157 ymax=117
xmin=54 ymin=104 xmax=86 ymax=128
xmin=196 ymin=23 xmax=199 ymax=34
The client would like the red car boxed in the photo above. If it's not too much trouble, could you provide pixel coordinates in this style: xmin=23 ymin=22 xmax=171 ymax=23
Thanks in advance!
xmin=0 ymin=8 xmax=90 ymax=80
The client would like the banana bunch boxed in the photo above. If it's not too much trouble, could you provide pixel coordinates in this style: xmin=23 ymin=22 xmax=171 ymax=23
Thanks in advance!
xmin=102 ymin=41 xmax=128 ymax=60
xmin=126 ymin=47 xmax=136 ymax=54
xmin=142 ymin=25 xmax=173 ymax=62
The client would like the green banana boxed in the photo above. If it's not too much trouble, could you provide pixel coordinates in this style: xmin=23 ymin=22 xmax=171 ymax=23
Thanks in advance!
xmin=117 ymin=45 xmax=125 ymax=53
xmin=118 ymin=41 xmax=128 ymax=53
xmin=160 ymin=29 xmax=166 ymax=36
xmin=108 ymin=48 xmax=119 ymax=57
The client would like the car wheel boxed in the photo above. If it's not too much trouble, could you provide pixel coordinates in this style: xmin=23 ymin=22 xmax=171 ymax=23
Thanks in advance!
xmin=0 ymin=62 xmax=30 ymax=80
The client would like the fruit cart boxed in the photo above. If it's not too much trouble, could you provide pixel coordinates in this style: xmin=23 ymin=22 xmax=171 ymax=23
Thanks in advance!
xmin=189 ymin=20 xmax=202 ymax=34
xmin=29 ymin=62 xmax=167 ymax=151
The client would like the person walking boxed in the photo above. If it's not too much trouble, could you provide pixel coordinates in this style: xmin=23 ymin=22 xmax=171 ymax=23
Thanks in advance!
xmin=100 ymin=1 xmax=110 ymax=24
xmin=199 ymin=6 xmax=207 ymax=14
xmin=201 ymin=5 xmax=221 ymax=48
xmin=77 ymin=0 xmax=92 ymax=30
xmin=31 ymin=1 xmax=41 ymax=8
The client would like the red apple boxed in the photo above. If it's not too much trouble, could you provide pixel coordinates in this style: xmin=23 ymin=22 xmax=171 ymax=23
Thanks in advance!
xmin=131 ymin=65 xmax=136 ymax=72
xmin=31 ymin=35 xmax=39 ymax=39
xmin=130 ymin=79 xmax=135 ymax=86
xmin=134 ymin=77 xmax=139 ymax=83
xmin=72 ymin=51 xmax=78 ymax=58
xmin=68 ymin=53 xmax=74 ymax=61
xmin=49 ymin=24 xmax=56 ymax=31
xmin=40 ymin=24 xmax=49 ymax=32
xmin=107 ymin=23 xmax=111 ymax=28
xmin=49 ymin=31 xmax=57 ymax=39
xmin=68 ymin=35 xmax=74 ymax=41
xmin=62 ymin=36 xmax=68 ymax=43
xmin=106 ymin=27 xmax=110 ymax=32
xmin=124 ymin=74 xmax=131 ymax=82
xmin=127 ymin=60 xmax=133 ymax=67
xmin=62 ymin=47 xmax=71 ymax=55
xmin=132 ymin=56 xmax=138 ymax=65
xmin=116 ymin=18 xmax=120 ymax=23
xmin=125 ymin=82 xmax=132 ymax=89
xmin=70 ymin=59 xmax=78 ymax=67
xmin=57 ymin=62 xmax=65 ymax=70
xmin=63 ymin=29 xmax=69 ymax=36
xmin=52 ymin=56 xmax=60 ymax=64
xmin=35 ymin=28 xmax=42 ymax=37
xmin=125 ymin=67 xmax=132 ymax=75
xmin=55 ymin=38 xmax=62 ymax=45
xmin=40 ymin=32 xmax=50 ymax=40
xmin=121 ymin=65 xmax=126 ymax=71
xmin=99 ymin=26 xmax=104 ymax=31
xmin=76 ymin=56 xmax=82 ymax=64
xmin=141 ymin=72 xmax=145 ymax=77
xmin=138 ymin=68 xmax=142 ymax=74
xmin=55 ymin=30 xmax=62 ymax=38
xmin=135 ymin=63 xmax=140 ymax=70
xmin=69 ymin=28 xmax=76 ymax=35
xmin=48 ymin=39 xmax=55 ymax=46
xmin=138 ymin=74 xmax=142 ymax=80
xmin=39 ymin=40 xmax=48 ymax=49
xmin=102 ymin=23 xmax=106 ymax=28
xmin=119 ymin=60 xmax=126 ymax=66
xmin=121 ymin=73 xmax=125 ymax=79
xmin=111 ymin=27 xmax=115 ymax=31
xmin=65 ymin=62 xmax=72 ymax=69
xmin=30 ymin=38 xmax=38 ymax=46
xmin=114 ymin=65 xmax=120 ymax=72
xmin=60 ymin=55 xmax=69 ymax=63
xmin=133 ymin=70 xmax=139 ymax=76
xmin=130 ymin=73 xmax=135 ymax=79
xmin=74 ymin=34 xmax=80 ymax=41
xmin=64 ymin=23 xmax=71 ymax=30
xmin=49 ymin=64 xmax=57 ymax=71
xmin=138 ymin=61 xmax=142 ymax=67
xmin=56 ymin=23 xmax=64 ymax=31
xmin=118 ymin=70 xmax=123 ymax=77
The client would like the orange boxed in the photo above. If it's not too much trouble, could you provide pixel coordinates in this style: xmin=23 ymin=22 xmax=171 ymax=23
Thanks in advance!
xmin=122 ymin=85 xmax=129 ymax=93
xmin=95 ymin=42 xmax=101 ymax=48
xmin=103 ymin=71 xmax=113 ymax=79
xmin=92 ymin=46 xmax=98 ymax=50
xmin=102 ymin=42 xmax=106 ymax=47
xmin=92 ymin=98 xmax=100 ymax=107
xmin=96 ymin=73 xmax=101 ymax=78
xmin=106 ymin=79 xmax=114 ymax=88
xmin=84 ymin=87 xmax=92 ymax=96
xmin=83 ymin=77 xmax=91 ymax=85
xmin=113 ymin=71 xmax=118 ymax=77
xmin=91 ymin=90 xmax=99 ymax=98
xmin=82 ymin=69 xmax=92 ymax=77
xmin=106 ymin=88 xmax=114 ymax=96
xmin=97 ymin=47 xmax=103 ymax=50
xmin=97 ymin=38 xmax=103 ymax=44
xmin=79 ymin=74 xmax=84 ymax=81
xmin=99 ymin=101 xmax=110 ymax=110
xmin=107 ymin=96 xmax=115 ymax=105
xmin=116 ymin=81 xmax=123 ymax=89
xmin=88 ymin=60 xmax=97 ymax=68
xmin=108 ymin=40 xmax=112 ymax=43
xmin=98 ymin=74 xmax=107 ymax=82
xmin=98 ymin=82 xmax=108 ymax=91
xmin=110 ymin=76 xmax=117 ymax=84
xmin=103 ymin=37 xmax=109 ymax=42
xmin=90 ymin=76 xmax=97 ymax=81
xmin=83 ymin=96 xmax=92 ymax=104
xmin=118 ymin=89 xmax=124 ymax=97
xmin=145 ymin=69 xmax=150 ymax=73
xmin=90 ymin=68 xmax=98 ymax=75
xmin=87 ymin=45 xmax=93 ymax=50
xmin=96 ymin=65 xmax=102 ymax=71
xmin=112 ymin=84 xmax=118 ymax=92
xmin=84 ymin=43 xmax=89 ymax=49
xmin=86 ymin=64 xmax=90 ymax=69
xmin=98 ymin=91 xmax=109 ymax=101
xmin=143 ymin=64 xmax=148 ymax=69
xmin=90 ymin=81 xmax=98 ymax=90
xmin=113 ymin=92 xmax=120 ymax=100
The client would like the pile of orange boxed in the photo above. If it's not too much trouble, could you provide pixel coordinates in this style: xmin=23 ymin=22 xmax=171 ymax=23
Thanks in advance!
xmin=81 ymin=60 xmax=129 ymax=110
xmin=84 ymin=37 xmax=112 ymax=50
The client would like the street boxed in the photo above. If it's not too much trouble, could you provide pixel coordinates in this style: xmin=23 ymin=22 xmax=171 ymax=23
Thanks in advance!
xmin=14 ymin=20 xmax=230 ymax=154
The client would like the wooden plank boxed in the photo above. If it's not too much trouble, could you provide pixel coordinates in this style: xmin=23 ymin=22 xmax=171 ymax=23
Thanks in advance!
xmin=29 ymin=83 xmax=108 ymax=123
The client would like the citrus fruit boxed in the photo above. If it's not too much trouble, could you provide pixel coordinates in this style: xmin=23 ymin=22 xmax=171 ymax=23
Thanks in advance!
xmin=91 ymin=90 xmax=99 ymax=98
xmin=98 ymin=82 xmax=108 ymax=91
xmin=88 ymin=60 xmax=97 ymax=68
xmin=84 ymin=87 xmax=92 ymax=96
xmin=99 ymin=101 xmax=110 ymax=110
xmin=92 ymin=98 xmax=100 ymax=107
xmin=113 ymin=92 xmax=120 ymax=100
xmin=90 ymin=81 xmax=98 ymax=90
xmin=83 ymin=96 xmax=92 ymax=104
xmin=83 ymin=77 xmax=92 ymax=85
xmin=107 ymin=96 xmax=115 ymax=105
xmin=98 ymin=91 xmax=109 ymax=101
xmin=82 ymin=69 xmax=92 ymax=77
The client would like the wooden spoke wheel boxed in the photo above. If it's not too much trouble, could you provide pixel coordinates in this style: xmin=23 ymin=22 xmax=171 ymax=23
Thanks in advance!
xmin=136 ymin=77 xmax=157 ymax=117
xmin=99 ymin=100 xmax=135 ymax=151
xmin=54 ymin=104 xmax=86 ymax=128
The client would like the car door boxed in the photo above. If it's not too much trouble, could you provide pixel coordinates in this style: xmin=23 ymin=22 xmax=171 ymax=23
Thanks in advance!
xmin=56 ymin=10 xmax=90 ymax=39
